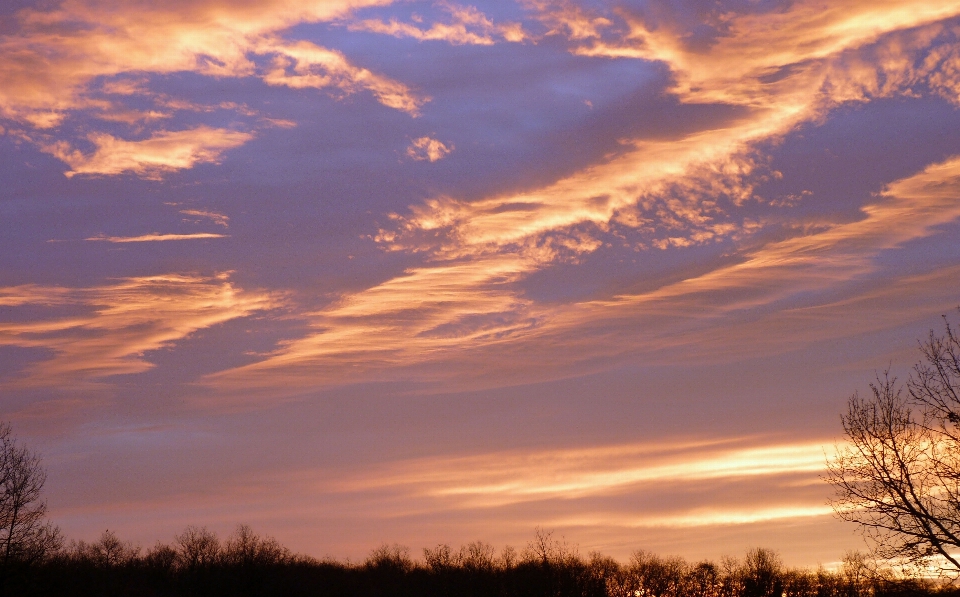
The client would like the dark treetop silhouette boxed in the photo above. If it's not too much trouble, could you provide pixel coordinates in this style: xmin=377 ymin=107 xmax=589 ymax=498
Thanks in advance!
xmin=10 ymin=528 xmax=949 ymax=597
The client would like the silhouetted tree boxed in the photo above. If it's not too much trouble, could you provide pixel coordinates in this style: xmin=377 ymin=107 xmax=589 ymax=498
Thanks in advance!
xmin=71 ymin=529 xmax=140 ymax=567
xmin=174 ymin=525 xmax=221 ymax=569
xmin=522 ymin=527 xmax=579 ymax=567
xmin=827 ymin=314 xmax=960 ymax=574
xmin=0 ymin=422 xmax=61 ymax=579
xmin=222 ymin=524 xmax=290 ymax=567
xmin=687 ymin=561 xmax=723 ymax=597
xmin=629 ymin=550 xmax=687 ymax=597
xmin=587 ymin=552 xmax=628 ymax=597
xmin=144 ymin=541 xmax=178 ymax=571
xmin=424 ymin=543 xmax=456 ymax=571
xmin=839 ymin=551 xmax=873 ymax=597
xmin=459 ymin=541 xmax=497 ymax=572
xmin=741 ymin=548 xmax=783 ymax=597
xmin=365 ymin=543 xmax=414 ymax=572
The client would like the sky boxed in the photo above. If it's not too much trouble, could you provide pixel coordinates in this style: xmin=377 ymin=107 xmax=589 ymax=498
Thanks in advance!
xmin=2 ymin=0 xmax=960 ymax=568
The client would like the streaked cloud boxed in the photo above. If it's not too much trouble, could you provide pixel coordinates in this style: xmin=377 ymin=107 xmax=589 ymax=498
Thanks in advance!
xmin=337 ymin=439 xmax=830 ymax=505
xmin=259 ymin=38 xmax=427 ymax=115
xmin=84 ymin=233 xmax=228 ymax=243
xmin=47 ymin=437 xmax=838 ymax=554
xmin=244 ymin=437 xmax=836 ymax=535
xmin=607 ymin=155 xmax=960 ymax=314
xmin=0 ymin=274 xmax=282 ymax=386
xmin=553 ymin=506 xmax=836 ymax=529
xmin=208 ymin=147 xmax=960 ymax=398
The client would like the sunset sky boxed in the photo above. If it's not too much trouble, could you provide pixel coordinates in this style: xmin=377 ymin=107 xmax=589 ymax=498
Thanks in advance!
xmin=3 ymin=0 xmax=960 ymax=567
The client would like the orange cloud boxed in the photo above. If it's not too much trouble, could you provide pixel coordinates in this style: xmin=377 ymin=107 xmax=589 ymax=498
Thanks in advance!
xmin=0 ymin=0 xmax=425 ymax=174
xmin=523 ymin=0 xmax=612 ymax=41
xmin=0 ymin=0 xmax=421 ymax=121
xmin=267 ymin=436 xmax=837 ymax=534
xmin=84 ymin=233 xmax=228 ymax=242
xmin=551 ymin=506 xmax=836 ymax=530
xmin=259 ymin=39 xmax=426 ymax=115
xmin=0 ymin=274 xmax=281 ymax=387
xmin=338 ymin=438 xmax=830 ymax=503
xmin=561 ymin=0 xmax=960 ymax=104
xmin=350 ymin=3 xmax=526 ymax=45
xmin=47 ymin=126 xmax=253 ymax=178
xmin=195 ymin=1 xmax=960 ymax=400
xmin=406 ymin=136 xmax=453 ymax=161
xmin=377 ymin=3 xmax=960 ymax=262
xmin=207 ymin=156 xmax=960 ymax=399
xmin=613 ymin=156 xmax=960 ymax=312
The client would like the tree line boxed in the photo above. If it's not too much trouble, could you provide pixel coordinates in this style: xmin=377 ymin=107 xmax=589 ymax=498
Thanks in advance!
xmin=6 ymin=526 xmax=954 ymax=597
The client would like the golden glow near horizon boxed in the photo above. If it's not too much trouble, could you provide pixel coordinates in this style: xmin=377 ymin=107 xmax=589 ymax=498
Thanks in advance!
xmin=4 ymin=0 xmax=960 ymax=566
xmin=47 ymin=437 xmax=840 ymax=538
xmin=337 ymin=439 xmax=830 ymax=504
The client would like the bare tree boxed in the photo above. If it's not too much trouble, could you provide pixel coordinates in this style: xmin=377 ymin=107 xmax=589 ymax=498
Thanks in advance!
xmin=365 ymin=543 xmax=413 ymax=571
xmin=458 ymin=541 xmax=496 ymax=571
xmin=222 ymin=524 xmax=290 ymax=566
xmin=71 ymin=530 xmax=140 ymax=567
xmin=740 ymin=548 xmax=783 ymax=597
xmin=522 ymin=527 xmax=579 ymax=566
xmin=827 ymin=314 xmax=960 ymax=574
xmin=174 ymin=526 xmax=221 ymax=569
xmin=423 ymin=543 xmax=455 ymax=571
xmin=0 ymin=422 xmax=61 ymax=571
xmin=628 ymin=550 xmax=687 ymax=597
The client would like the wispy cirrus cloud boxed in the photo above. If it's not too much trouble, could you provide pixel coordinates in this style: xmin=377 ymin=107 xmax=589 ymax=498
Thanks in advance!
xmin=0 ymin=0 xmax=422 ymax=125
xmin=259 ymin=39 xmax=426 ymax=114
xmin=83 ymin=233 xmax=228 ymax=243
xmin=349 ymin=2 xmax=526 ymax=45
xmin=203 ymin=0 xmax=960 ymax=399
xmin=179 ymin=210 xmax=230 ymax=228
xmin=0 ymin=274 xmax=281 ymax=386
xmin=337 ymin=438 xmax=829 ymax=505
xmin=375 ymin=1 xmax=960 ymax=264
xmin=0 ymin=0 xmax=428 ymax=178
xmin=209 ymin=146 xmax=955 ymax=396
